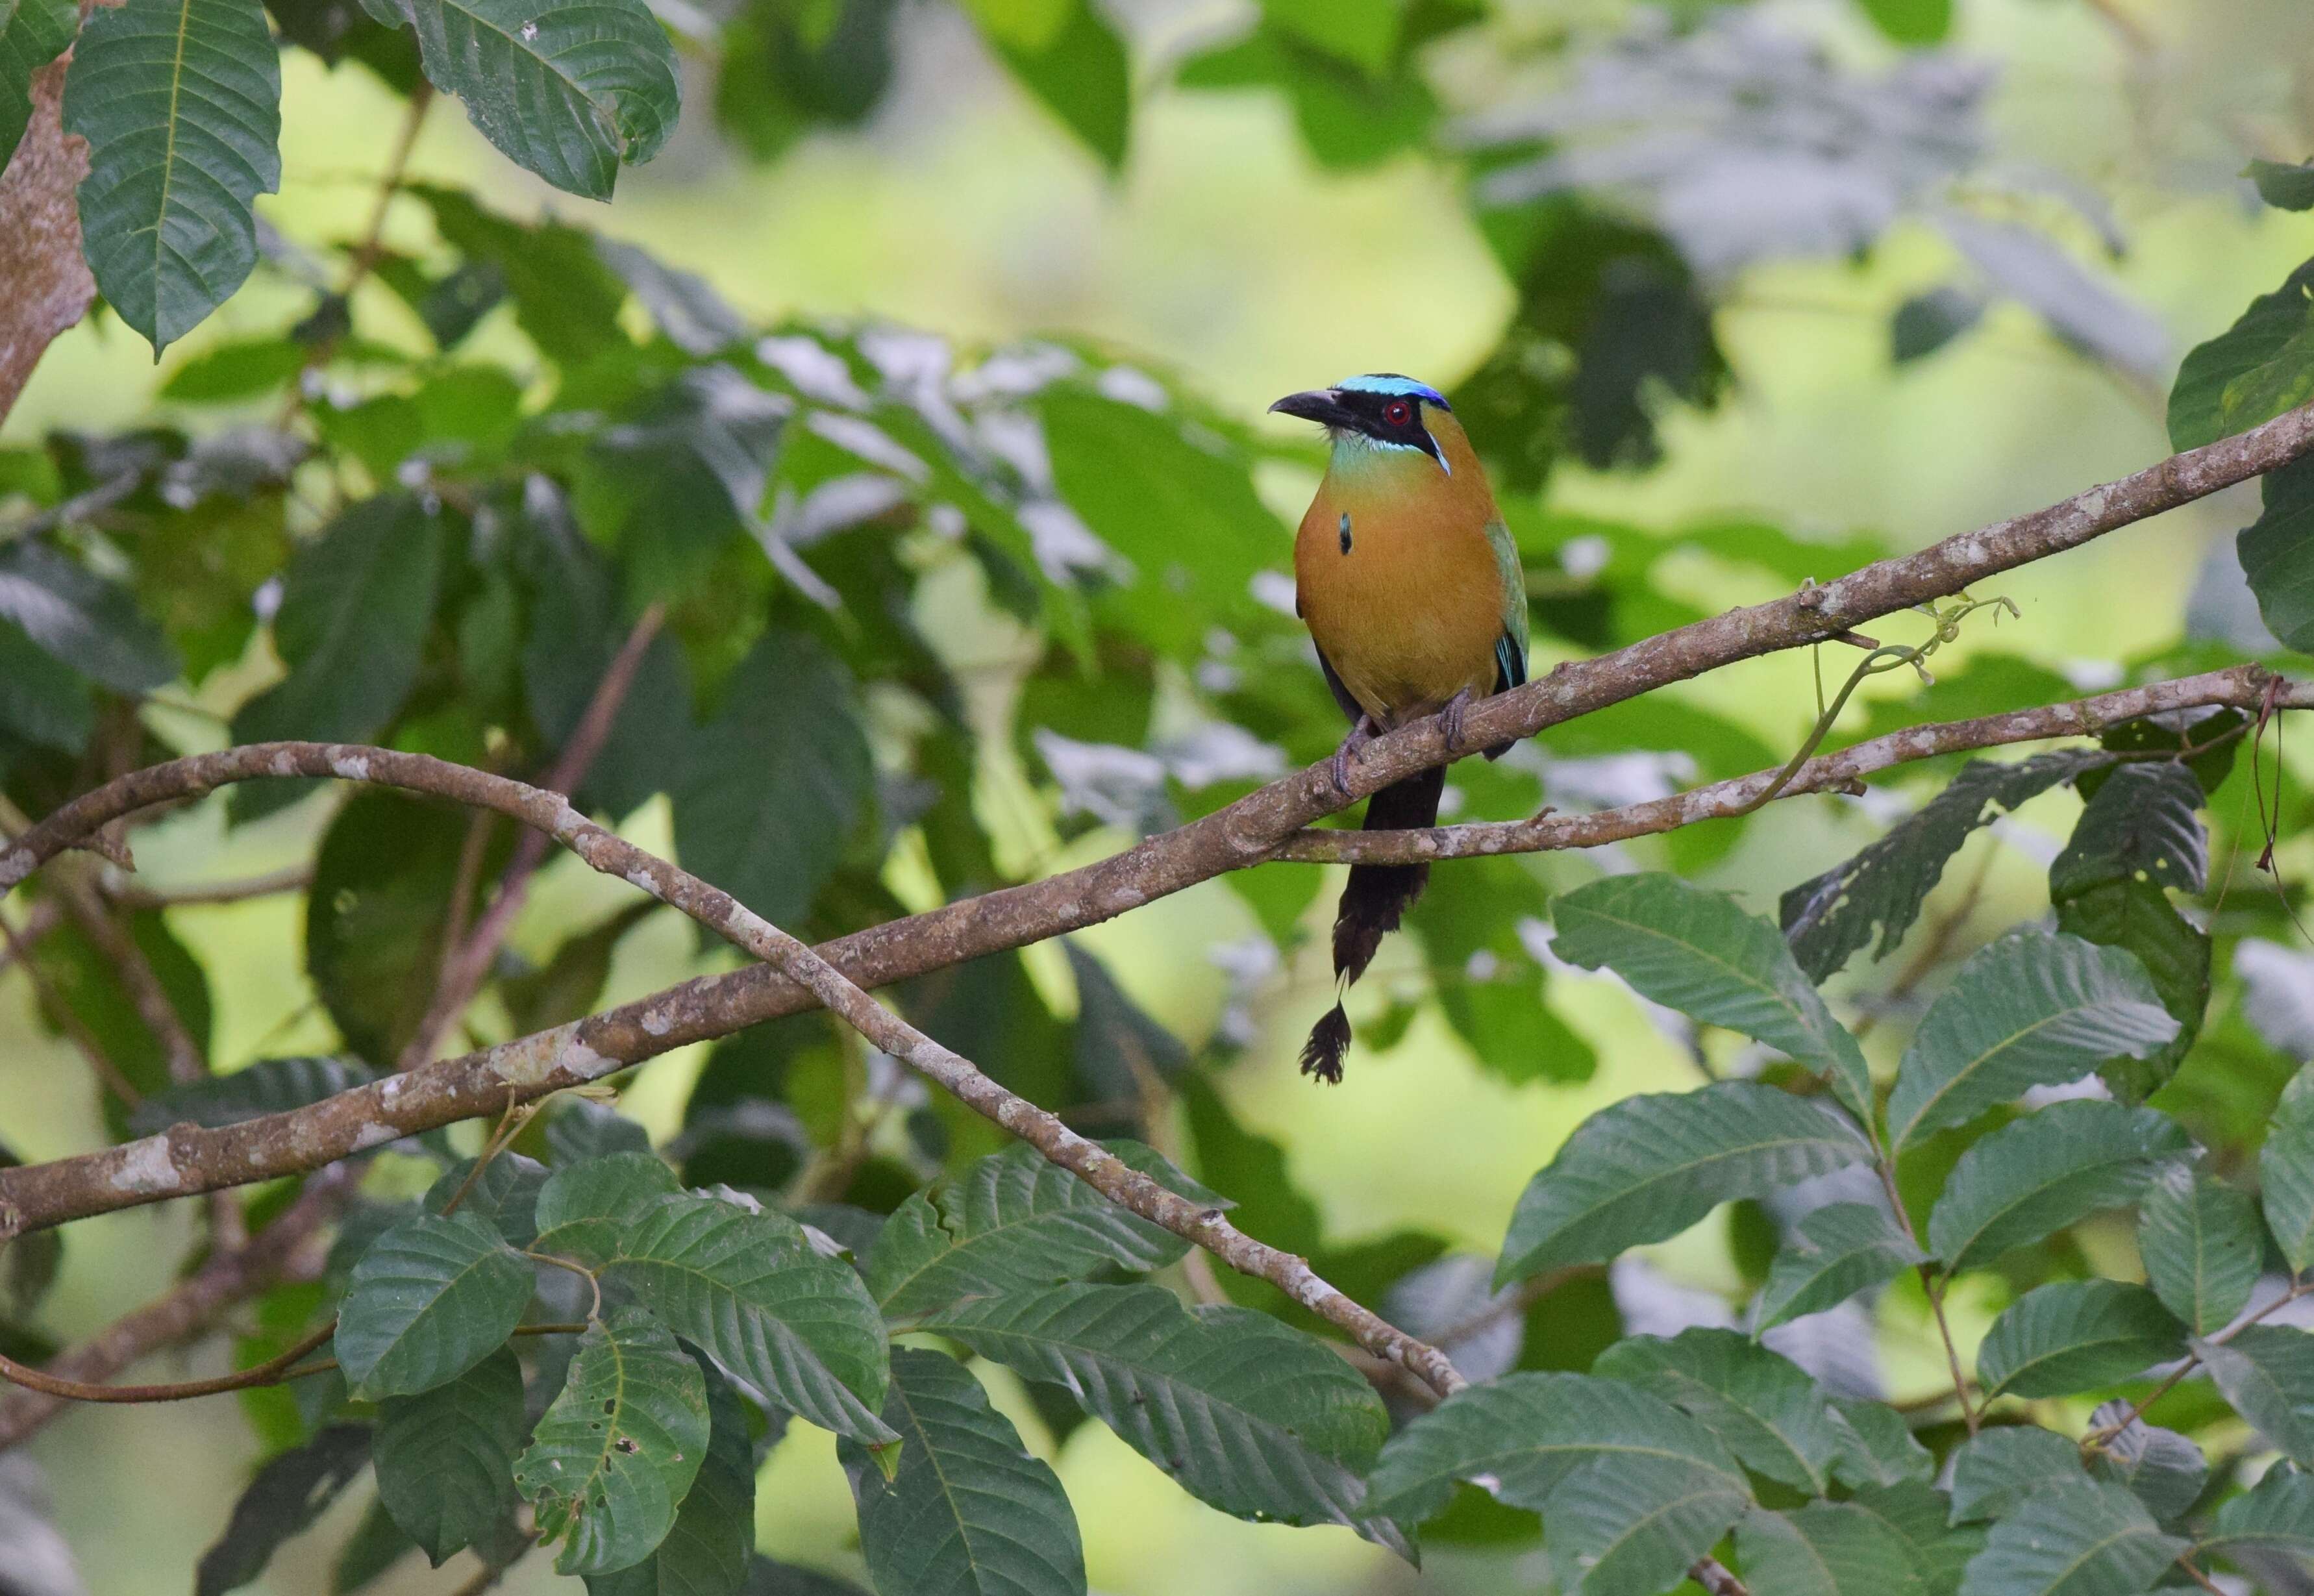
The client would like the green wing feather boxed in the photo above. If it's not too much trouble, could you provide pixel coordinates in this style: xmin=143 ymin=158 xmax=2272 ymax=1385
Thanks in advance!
xmin=1486 ymin=517 xmax=1529 ymax=691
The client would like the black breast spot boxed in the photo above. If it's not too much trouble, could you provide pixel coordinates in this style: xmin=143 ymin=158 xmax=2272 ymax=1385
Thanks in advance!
xmin=1338 ymin=512 xmax=1352 ymax=555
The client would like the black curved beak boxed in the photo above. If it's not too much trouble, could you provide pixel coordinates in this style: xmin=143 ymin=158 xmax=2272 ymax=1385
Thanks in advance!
xmin=1269 ymin=388 xmax=1356 ymax=429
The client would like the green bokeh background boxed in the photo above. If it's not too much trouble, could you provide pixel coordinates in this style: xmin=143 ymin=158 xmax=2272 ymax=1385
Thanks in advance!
xmin=6 ymin=0 xmax=2313 ymax=1589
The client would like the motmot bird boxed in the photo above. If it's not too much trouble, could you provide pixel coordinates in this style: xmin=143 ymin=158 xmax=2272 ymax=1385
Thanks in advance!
xmin=1270 ymin=374 xmax=1529 ymax=1084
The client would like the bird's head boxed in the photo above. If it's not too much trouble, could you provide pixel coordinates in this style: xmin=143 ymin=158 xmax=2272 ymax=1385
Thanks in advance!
xmin=1269 ymin=374 xmax=1465 ymax=480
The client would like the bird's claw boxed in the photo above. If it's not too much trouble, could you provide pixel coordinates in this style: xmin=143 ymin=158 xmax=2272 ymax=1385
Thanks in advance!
xmin=1329 ymin=716 xmax=1377 ymax=797
xmin=1439 ymin=689 xmax=1473 ymax=755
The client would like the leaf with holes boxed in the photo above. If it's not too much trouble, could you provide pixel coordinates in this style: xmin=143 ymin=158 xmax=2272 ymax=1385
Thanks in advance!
xmin=1550 ymin=873 xmax=1871 ymax=1117
xmin=1974 ymin=1282 xmax=2183 ymax=1401
xmin=1737 ymin=1502 xmax=1927 ymax=1596
xmin=128 ymin=1056 xmax=374 ymax=1138
xmin=2137 ymin=1164 xmax=2260 ymax=1334
xmin=582 ymin=1356 xmax=757 ymax=1596
xmin=516 ymin=1306 xmax=710 ymax=1576
xmin=2049 ymin=764 xmax=2208 ymax=899
xmin=2263 ymin=1063 xmax=2314 ymax=1273
xmin=867 ymin=1141 xmax=1221 ymax=1321
xmin=336 ymin=1210 xmax=535 ymax=1399
xmin=375 ymin=1347 xmax=526 ymax=1565
xmin=1497 ymin=1082 xmax=1872 ymax=1285
xmin=2053 ymin=879 xmax=2210 ymax=1104
xmin=924 ymin=1284 xmax=1399 ymax=1549
xmin=62 ymin=0 xmax=280 ymax=351
xmin=1955 ymin=1478 xmax=2185 ymax=1596
xmin=841 ymin=1347 xmax=1087 ymax=1596
xmin=1751 ymin=1201 xmax=1924 ymax=1333
xmin=1885 ymin=932 xmax=2177 ymax=1153
xmin=369 ymin=0 xmax=678 ymax=199
xmin=2198 ymin=1325 xmax=2314 ymax=1467
xmin=1593 ymin=1328 xmax=1855 ymax=1496
xmin=1924 ymin=1101 xmax=2189 ymax=1273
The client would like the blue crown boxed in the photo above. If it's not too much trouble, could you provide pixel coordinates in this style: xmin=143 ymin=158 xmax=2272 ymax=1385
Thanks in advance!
xmin=1335 ymin=373 xmax=1450 ymax=410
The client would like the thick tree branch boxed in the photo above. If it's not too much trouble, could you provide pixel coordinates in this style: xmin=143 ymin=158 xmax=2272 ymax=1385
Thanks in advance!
xmin=0 ymin=56 xmax=94 ymax=429
xmin=1273 ymin=664 xmax=2309 ymax=865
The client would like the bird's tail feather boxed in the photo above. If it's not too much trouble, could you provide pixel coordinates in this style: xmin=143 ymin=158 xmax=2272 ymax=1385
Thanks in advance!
xmin=1299 ymin=764 xmax=1446 ymax=1084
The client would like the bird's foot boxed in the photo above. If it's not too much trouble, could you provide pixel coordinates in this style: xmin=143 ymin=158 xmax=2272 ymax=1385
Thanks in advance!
xmin=1438 ymin=688 xmax=1474 ymax=755
xmin=1329 ymin=716 xmax=1378 ymax=797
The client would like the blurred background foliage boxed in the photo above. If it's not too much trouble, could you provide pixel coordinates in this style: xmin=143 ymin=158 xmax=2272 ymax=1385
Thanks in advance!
xmin=5 ymin=0 xmax=2314 ymax=1591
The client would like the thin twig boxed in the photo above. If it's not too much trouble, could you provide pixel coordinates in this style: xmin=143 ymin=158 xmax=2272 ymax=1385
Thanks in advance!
xmin=2084 ymin=1278 xmax=2314 ymax=1449
xmin=97 ymin=864 xmax=311 ymax=910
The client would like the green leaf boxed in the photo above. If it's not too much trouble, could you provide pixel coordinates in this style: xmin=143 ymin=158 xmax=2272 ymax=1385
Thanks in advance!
xmin=516 ymin=1306 xmax=711 ymax=1577
xmin=1549 ymin=873 xmax=1871 ymax=1118
xmin=230 ymin=493 xmax=445 ymax=754
xmin=2049 ymin=764 xmax=2207 ymax=899
xmin=958 ymin=0 xmax=1066 ymax=51
xmin=1258 ymin=0 xmax=1401 ymax=74
xmin=984 ymin=0 xmax=1128 ymax=173
xmin=2199 ymin=1464 xmax=2314 ymax=1575
xmin=2265 ymin=1062 xmax=2314 ymax=1272
xmin=672 ymin=631 xmax=873 ymax=936
xmin=1893 ymin=286 xmax=1984 ymax=363
xmin=1885 ymin=932 xmax=2179 ymax=1153
xmin=1974 ymin=1282 xmax=2184 ymax=1400
xmin=923 ymin=1284 xmax=1396 ymax=1544
xmin=0 ymin=538 xmax=179 ymax=693
xmin=2086 ymin=1403 xmax=2205 ymax=1525
xmin=1751 ymin=1201 xmax=1924 ymax=1334
xmin=1592 ymin=1328 xmax=1853 ymax=1495
xmin=1847 ymin=1482 xmax=1984 ymax=1596
xmin=375 ymin=1347 xmax=526 ymax=1565
xmin=367 ymin=0 xmax=677 ymax=199
xmin=127 ymin=1056 xmax=374 ymax=1138
xmin=866 ymin=1141 xmax=1215 ymax=1321
xmin=584 ymin=1356 xmax=758 ymax=1596
xmin=1541 ymin=1451 xmax=1754 ymax=1596
xmin=331 ymin=1496 xmax=419 ymax=1593
xmin=0 ymin=0 xmax=70 ymax=166
xmin=840 ymin=1347 xmax=1088 ymax=1596
xmin=597 ymin=237 xmax=751 ymax=356
xmin=1954 ymin=1478 xmax=2186 ymax=1596
xmin=1949 ymin=1427 xmax=2084 ymax=1524
xmin=1737 ymin=1502 xmax=1927 ymax=1596
xmin=2248 ymin=159 xmax=2314 ymax=210
xmin=2171 ymin=260 xmax=2314 ymax=451
xmin=2239 ymin=453 xmax=2314 ymax=653
xmin=1363 ymin=1370 xmax=1745 ymax=1525
xmin=62 ymin=0 xmax=280 ymax=352
xmin=2052 ymin=880 xmax=2210 ymax=1104
xmin=336 ymin=1210 xmax=535 ymax=1399
xmin=424 ymin=1152 xmax=551 ymax=1249
xmin=1855 ymin=0 xmax=1950 ymax=45
xmin=533 ymin=1152 xmax=683 ymax=1254
xmin=573 ymin=1191 xmax=895 ymax=1445
xmin=1830 ymin=1397 xmax=1934 ymax=1488
xmin=2196 ymin=1326 xmax=2314 ymax=1466
xmin=1924 ymin=1101 xmax=2190 ymax=1274
xmin=2136 ymin=1164 xmax=2260 ymax=1335
xmin=194 ymin=1425 xmax=372 ymax=1596
xmin=0 ymin=620 xmax=92 ymax=751
xmin=1497 ymin=1082 xmax=1872 ymax=1285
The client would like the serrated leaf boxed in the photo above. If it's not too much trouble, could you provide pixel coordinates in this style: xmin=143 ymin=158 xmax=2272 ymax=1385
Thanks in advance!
xmin=1974 ymin=1282 xmax=2183 ymax=1400
xmin=584 ymin=1356 xmax=757 ymax=1596
xmin=2049 ymin=764 xmax=2208 ymax=899
xmin=128 ymin=1056 xmax=374 ymax=1138
xmin=516 ymin=1306 xmax=710 ymax=1577
xmin=1363 ymin=1370 xmax=1745 ymax=1525
xmin=1848 ymin=1482 xmax=1984 ymax=1596
xmin=923 ymin=1283 xmax=1396 ymax=1545
xmin=0 ymin=538 xmax=179 ymax=693
xmin=1782 ymin=752 xmax=2110 ymax=982
xmin=2240 ymin=453 xmax=2314 ymax=653
xmin=2135 ymin=1164 xmax=2260 ymax=1334
xmin=1543 ymin=1450 xmax=1752 ymax=1596
xmin=0 ymin=0 xmax=75 ymax=166
xmin=1593 ymin=1328 xmax=1853 ymax=1495
xmin=336 ymin=1210 xmax=535 ymax=1399
xmin=230 ymin=493 xmax=445 ymax=753
xmin=1738 ymin=1502 xmax=1927 ymax=1596
xmin=2263 ymin=1062 xmax=2314 ymax=1273
xmin=423 ymin=1152 xmax=551 ymax=1250
xmin=194 ymin=1425 xmax=372 ymax=1596
xmin=1924 ymin=1101 xmax=2190 ymax=1274
xmin=62 ymin=0 xmax=281 ymax=351
xmin=2170 ymin=260 xmax=2314 ymax=451
xmin=672 ymin=632 xmax=873 ymax=939
xmin=2086 ymin=1402 xmax=2205 ymax=1525
xmin=2197 ymin=1325 xmax=2314 ymax=1466
xmin=2198 ymin=1463 xmax=2314 ymax=1575
xmin=840 ymin=1347 xmax=1087 ymax=1596
xmin=369 ymin=0 xmax=678 ymax=199
xmin=1497 ymin=1082 xmax=1872 ymax=1285
xmin=1752 ymin=1201 xmax=1924 ymax=1333
xmin=374 ymin=1347 xmax=525 ymax=1565
xmin=866 ymin=1141 xmax=1217 ymax=1321
xmin=1955 ymin=1478 xmax=2185 ymax=1596
xmin=1886 ymin=932 xmax=2178 ymax=1153
xmin=566 ymin=1191 xmax=895 ymax=1445
xmin=1550 ymin=873 xmax=1871 ymax=1117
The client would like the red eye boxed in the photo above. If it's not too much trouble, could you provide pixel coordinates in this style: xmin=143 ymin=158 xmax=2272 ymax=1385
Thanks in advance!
xmin=1384 ymin=399 xmax=1412 ymax=427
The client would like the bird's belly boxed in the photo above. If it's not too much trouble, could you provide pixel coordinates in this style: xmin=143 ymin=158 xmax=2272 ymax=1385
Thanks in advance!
xmin=1295 ymin=518 xmax=1503 ymax=725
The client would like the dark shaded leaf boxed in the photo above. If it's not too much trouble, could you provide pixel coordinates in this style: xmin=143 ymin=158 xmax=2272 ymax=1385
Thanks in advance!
xmin=128 ymin=1056 xmax=373 ymax=1138
xmin=983 ymin=0 xmax=1129 ymax=172
xmin=2269 ymin=1063 xmax=2314 ymax=1273
xmin=423 ymin=1152 xmax=550 ymax=1249
xmin=1846 ymin=1482 xmax=1984 ymax=1596
xmin=0 ymin=538 xmax=178 ymax=693
xmin=2199 ymin=1464 xmax=2314 ymax=1577
xmin=2049 ymin=764 xmax=2208 ymax=899
xmin=1923 ymin=1101 xmax=2190 ymax=1273
xmin=1893 ymin=286 xmax=1984 ymax=363
xmin=2198 ymin=1325 xmax=2314 ymax=1466
xmin=0 ymin=0 xmax=73 ymax=166
xmin=1593 ymin=1328 xmax=1854 ymax=1495
xmin=330 ymin=1495 xmax=419 ymax=1593
xmin=2238 ymin=454 xmax=2314 ymax=653
xmin=336 ymin=1210 xmax=534 ymax=1399
xmin=374 ymin=1347 xmax=525 ymax=1565
xmin=584 ymin=1356 xmax=758 ymax=1596
xmin=2250 ymin=160 xmax=2314 ymax=211
xmin=1974 ymin=1282 xmax=2183 ymax=1400
xmin=2053 ymin=880 xmax=2210 ymax=1104
xmin=2170 ymin=260 xmax=2314 ymax=451
xmin=1737 ymin=1501 xmax=1927 ymax=1596
xmin=2086 ymin=1401 xmax=2205 ymax=1525
xmin=1954 ymin=1477 xmax=2185 ymax=1595
xmin=2137 ymin=1164 xmax=2261 ymax=1334
xmin=599 ymin=238 xmax=751 ymax=356
xmin=1752 ymin=1201 xmax=1923 ymax=1333
xmin=195 ymin=1425 xmax=371 ymax=1596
